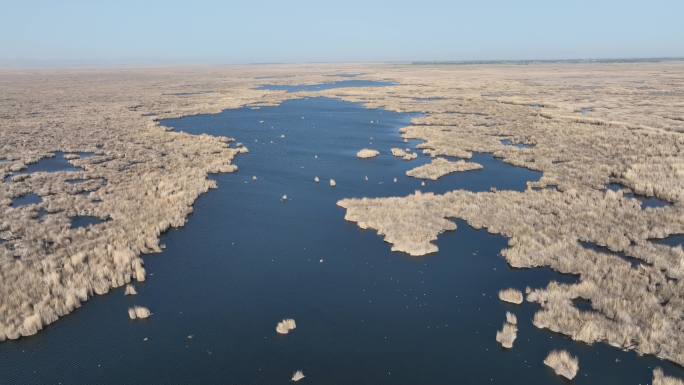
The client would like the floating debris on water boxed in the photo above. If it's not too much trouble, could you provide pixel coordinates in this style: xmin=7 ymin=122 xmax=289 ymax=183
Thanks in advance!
xmin=276 ymin=318 xmax=297 ymax=335
xmin=505 ymin=311 xmax=517 ymax=325
xmin=356 ymin=148 xmax=379 ymax=159
xmin=391 ymin=147 xmax=417 ymax=160
xmin=124 ymin=284 xmax=137 ymax=296
xmin=406 ymin=158 xmax=482 ymax=180
xmin=128 ymin=306 xmax=151 ymax=320
xmin=291 ymin=370 xmax=305 ymax=382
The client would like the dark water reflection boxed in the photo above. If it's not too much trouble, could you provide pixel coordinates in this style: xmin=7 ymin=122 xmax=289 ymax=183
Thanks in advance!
xmin=1 ymin=97 xmax=682 ymax=384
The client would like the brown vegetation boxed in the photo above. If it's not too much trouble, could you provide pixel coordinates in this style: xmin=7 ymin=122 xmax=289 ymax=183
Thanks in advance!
xmin=276 ymin=318 xmax=297 ymax=334
xmin=391 ymin=147 xmax=417 ymax=160
xmin=124 ymin=284 xmax=137 ymax=296
xmin=356 ymin=148 xmax=380 ymax=159
xmin=291 ymin=370 xmax=305 ymax=382
xmin=495 ymin=320 xmax=517 ymax=349
xmin=405 ymin=158 xmax=482 ymax=180
xmin=128 ymin=306 xmax=151 ymax=320
xmin=498 ymin=288 xmax=523 ymax=304
xmin=544 ymin=350 xmax=579 ymax=380
xmin=506 ymin=311 xmax=517 ymax=325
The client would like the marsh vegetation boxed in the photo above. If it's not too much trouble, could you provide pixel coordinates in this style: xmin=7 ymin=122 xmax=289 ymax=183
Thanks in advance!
xmin=1 ymin=64 xmax=683 ymax=384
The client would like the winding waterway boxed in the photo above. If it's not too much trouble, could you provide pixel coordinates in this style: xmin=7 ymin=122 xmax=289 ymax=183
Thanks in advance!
xmin=1 ymin=92 xmax=682 ymax=384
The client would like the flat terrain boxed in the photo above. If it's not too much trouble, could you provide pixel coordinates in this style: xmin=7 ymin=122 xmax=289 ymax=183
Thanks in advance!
xmin=1 ymin=63 xmax=683 ymax=380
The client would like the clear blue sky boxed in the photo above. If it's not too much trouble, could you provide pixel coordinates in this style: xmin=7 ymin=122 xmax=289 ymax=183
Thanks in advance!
xmin=1 ymin=0 xmax=683 ymax=66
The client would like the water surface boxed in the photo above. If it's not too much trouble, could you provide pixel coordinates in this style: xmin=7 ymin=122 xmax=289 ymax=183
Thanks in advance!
xmin=606 ymin=182 xmax=670 ymax=208
xmin=650 ymin=234 xmax=684 ymax=249
xmin=24 ymin=151 xmax=82 ymax=174
xmin=10 ymin=193 xmax=42 ymax=208
xmin=579 ymin=241 xmax=647 ymax=269
xmin=3 ymin=152 xmax=82 ymax=183
xmin=500 ymin=139 xmax=534 ymax=149
xmin=70 ymin=215 xmax=108 ymax=229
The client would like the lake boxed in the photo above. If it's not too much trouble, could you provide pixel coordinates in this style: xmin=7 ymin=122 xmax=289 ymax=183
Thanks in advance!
xmin=1 ymin=95 xmax=682 ymax=384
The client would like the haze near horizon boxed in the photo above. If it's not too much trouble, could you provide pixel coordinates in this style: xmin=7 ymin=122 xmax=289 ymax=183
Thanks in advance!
xmin=1 ymin=0 xmax=683 ymax=67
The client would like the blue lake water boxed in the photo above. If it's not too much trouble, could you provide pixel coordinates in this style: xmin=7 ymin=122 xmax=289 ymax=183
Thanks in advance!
xmin=1 ymin=97 xmax=682 ymax=384
xmin=500 ymin=139 xmax=534 ymax=149
xmin=579 ymin=241 xmax=647 ymax=269
xmin=3 ymin=152 xmax=83 ymax=183
xmin=23 ymin=151 xmax=82 ymax=174
xmin=70 ymin=215 xmax=107 ymax=229
xmin=257 ymin=80 xmax=396 ymax=93
xmin=572 ymin=297 xmax=594 ymax=312
xmin=651 ymin=234 xmax=684 ymax=249
xmin=10 ymin=193 xmax=42 ymax=208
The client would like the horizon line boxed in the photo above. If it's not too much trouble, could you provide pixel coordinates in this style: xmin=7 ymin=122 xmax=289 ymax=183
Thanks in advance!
xmin=1 ymin=56 xmax=683 ymax=71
